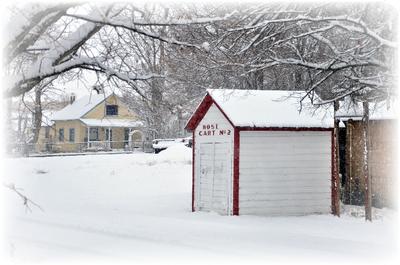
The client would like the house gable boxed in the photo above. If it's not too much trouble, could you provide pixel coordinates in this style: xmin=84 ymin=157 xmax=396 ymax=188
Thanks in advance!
xmin=195 ymin=103 xmax=234 ymax=142
xmin=82 ymin=94 xmax=137 ymax=120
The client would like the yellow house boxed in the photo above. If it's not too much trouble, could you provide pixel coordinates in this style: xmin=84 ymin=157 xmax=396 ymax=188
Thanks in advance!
xmin=38 ymin=93 xmax=143 ymax=153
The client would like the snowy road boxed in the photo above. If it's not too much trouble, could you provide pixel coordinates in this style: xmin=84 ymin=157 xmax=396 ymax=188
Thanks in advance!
xmin=2 ymin=148 xmax=398 ymax=264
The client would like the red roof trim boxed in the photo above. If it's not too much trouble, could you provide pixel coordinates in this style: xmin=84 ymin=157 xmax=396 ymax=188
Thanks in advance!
xmin=331 ymin=129 xmax=335 ymax=215
xmin=192 ymin=130 xmax=195 ymax=212
xmin=185 ymin=92 xmax=235 ymax=131
xmin=233 ymin=128 xmax=240 ymax=216
xmin=185 ymin=94 xmax=213 ymax=131
xmin=238 ymin=126 xmax=333 ymax=131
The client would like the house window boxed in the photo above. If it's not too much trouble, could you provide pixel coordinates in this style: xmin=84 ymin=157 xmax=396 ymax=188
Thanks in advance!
xmin=45 ymin=127 xmax=50 ymax=139
xmin=59 ymin=128 xmax=64 ymax=141
xmin=89 ymin=128 xmax=99 ymax=141
xmin=106 ymin=105 xmax=118 ymax=116
xmin=69 ymin=128 xmax=75 ymax=142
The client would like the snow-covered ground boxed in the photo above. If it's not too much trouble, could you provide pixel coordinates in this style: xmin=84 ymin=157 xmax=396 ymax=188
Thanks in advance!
xmin=2 ymin=144 xmax=398 ymax=265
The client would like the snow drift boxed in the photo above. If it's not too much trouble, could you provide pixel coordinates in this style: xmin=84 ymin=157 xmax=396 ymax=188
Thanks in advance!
xmin=156 ymin=143 xmax=192 ymax=164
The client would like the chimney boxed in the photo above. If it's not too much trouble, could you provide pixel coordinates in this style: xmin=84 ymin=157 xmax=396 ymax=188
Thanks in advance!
xmin=93 ymin=84 xmax=104 ymax=94
xmin=70 ymin=93 xmax=76 ymax=104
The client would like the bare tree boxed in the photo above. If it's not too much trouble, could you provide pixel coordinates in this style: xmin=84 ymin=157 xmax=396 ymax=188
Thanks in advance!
xmin=4 ymin=3 xmax=231 ymax=98
xmin=4 ymin=3 xmax=232 ymax=140
xmin=160 ymin=3 xmax=396 ymax=219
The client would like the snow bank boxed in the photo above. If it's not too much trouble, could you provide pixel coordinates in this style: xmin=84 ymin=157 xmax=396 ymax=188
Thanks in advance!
xmin=2 ymin=153 xmax=397 ymax=264
xmin=155 ymin=143 xmax=192 ymax=164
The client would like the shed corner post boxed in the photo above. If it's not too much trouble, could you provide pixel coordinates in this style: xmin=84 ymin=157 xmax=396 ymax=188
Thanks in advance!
xmin=192 ymin=130 xmax=196 ymax=212
xmin=233 ymin=127 xmax=240 ymax=216
xmin=331 ymin=125 xmax=340 ymax=217
xmin=333 ymin=100 xmax=341 ymax=217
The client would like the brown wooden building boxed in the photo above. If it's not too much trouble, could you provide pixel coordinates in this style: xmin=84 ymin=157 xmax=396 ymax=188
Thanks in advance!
xmin=337 ymin=102 xmax=397 ymax=208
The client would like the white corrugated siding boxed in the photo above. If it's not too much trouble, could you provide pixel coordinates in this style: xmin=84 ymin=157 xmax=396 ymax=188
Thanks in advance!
xmin=194 ymin=104 xmax=234 ymax=214
xmin=239 ymin=131 xmax=332 ymax=216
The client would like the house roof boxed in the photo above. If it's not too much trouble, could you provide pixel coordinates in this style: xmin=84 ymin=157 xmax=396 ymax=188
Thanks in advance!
xmin=80 ymin=118 xmax=144 ymax=128
xmin=336 ymin=98 xmax=397 ymax=121
xmin=186 ymin=89 xmax=334 ymax=130
xmin=51 ymin=93 xmax=109 ymax=120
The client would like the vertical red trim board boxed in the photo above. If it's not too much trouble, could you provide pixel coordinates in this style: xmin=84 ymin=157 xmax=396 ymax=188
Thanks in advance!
xmin=233 ymin=128 xmax=240 ymax=215
xmin=331 ymin=129 xmax=339 ymax=216
xmin=331 ymin=130 xmax=334 ymax=214
xmin=192 ymin=130 xmax=195 ymax=212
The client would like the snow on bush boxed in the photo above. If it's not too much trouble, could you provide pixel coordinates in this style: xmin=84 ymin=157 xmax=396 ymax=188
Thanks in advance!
xmin=155 ymin=143 xmax=192 ymax=164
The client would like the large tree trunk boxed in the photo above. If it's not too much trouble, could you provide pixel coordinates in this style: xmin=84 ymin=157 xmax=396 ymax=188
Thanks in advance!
xmin=6 ymin=98 xmax=13 ymax=153
xmin=251 ymin=70 xmax=264 ymax=90
xmin=150 ymin=82 xmax=163 ymax=138
xmin=363 ymin=101 xmax=372 ymax=221
xmin=333 ymin=101 xmax=341 ymax=216
xmin=32 ymin=87 xmax=43 ymax=144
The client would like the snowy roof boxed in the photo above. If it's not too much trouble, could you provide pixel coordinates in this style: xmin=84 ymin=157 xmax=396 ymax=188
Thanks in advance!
xmin=336 ymin=98 xmax=398 ymax=121
xmin=51 ymin=93 xmax=108 ymax=120
xmin=204 ymin=89 xmax=333 ymax=128
xmin=80 ymin=118 xmax=143 ymax=128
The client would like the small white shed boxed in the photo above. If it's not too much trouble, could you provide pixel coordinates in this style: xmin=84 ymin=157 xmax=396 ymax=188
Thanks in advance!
xmin=185 ymin=89 xmax=337 ymax=216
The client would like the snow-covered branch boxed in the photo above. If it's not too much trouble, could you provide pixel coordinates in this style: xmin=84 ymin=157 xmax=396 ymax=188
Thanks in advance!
xmin=66 ymin=11 xmax=236 ymax=27
xmin=6 ymin=57 xmax=163 ymax=97
xmin=229 ymin=15 xmax=397 ymax=48
xmin=5 ymin=18 xmax=103 ymax=97
xmin=4 ymin=2 xmax=396 ymax=108
xmin=313 ymin=86 xmax=366 ymax=105
xmin=4 ymin=182 xmax=43 ymax=212
xmin=5 ymin=3 xmax=232 ymax=98
xmin=5 ymin=4 xmax=73 ymax=64
xmin=300 ymin=71 xmax=334 ymax=102
xmin=266 ymin=57 xmax=378 ymax=71
xmin=64 ymin=14 xmax=204 ymax=49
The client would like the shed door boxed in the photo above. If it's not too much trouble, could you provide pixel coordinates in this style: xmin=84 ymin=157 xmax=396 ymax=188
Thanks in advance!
xmin=239 ymin=131 xmax=331 ymax=216
xmin=198 ymin=142 xmax=231 ymax=214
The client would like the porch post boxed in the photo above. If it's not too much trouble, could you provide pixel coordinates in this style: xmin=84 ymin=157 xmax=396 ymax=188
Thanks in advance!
xmin=87 ymin=126 xmax=90 ymax=148
xmin=129 ymin=128 xmax=132 ymax=151
xmin=108 ymin=127 xmax=111 ymax=149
